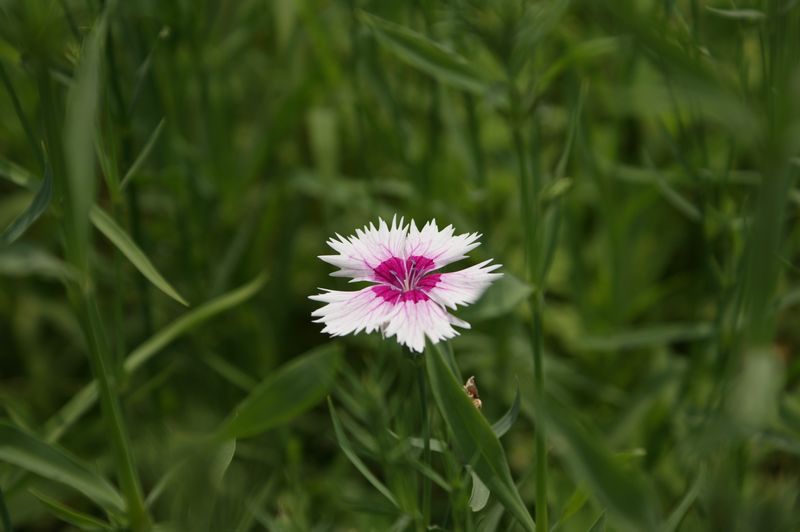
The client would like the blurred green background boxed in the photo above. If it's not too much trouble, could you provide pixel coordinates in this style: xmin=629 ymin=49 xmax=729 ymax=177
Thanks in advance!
xmin=1 ymin=0 xmax=800 ymax=530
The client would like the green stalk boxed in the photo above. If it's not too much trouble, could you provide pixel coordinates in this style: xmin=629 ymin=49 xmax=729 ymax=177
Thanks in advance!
xmin=509 ymin=88 xmax=547 ymax=532
xmin=416 ymin=362 xmax=432 ymax=529
xmin=37 ymin=66 xmax=151 ymax=532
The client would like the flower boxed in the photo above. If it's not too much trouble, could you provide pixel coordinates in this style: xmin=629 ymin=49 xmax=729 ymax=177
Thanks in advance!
xmin=310 ymin=216 xmax=501 ymax=352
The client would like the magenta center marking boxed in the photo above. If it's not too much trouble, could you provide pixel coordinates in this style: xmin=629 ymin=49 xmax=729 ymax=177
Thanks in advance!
xmin=372 ymin=255 xmax=441 ymax=303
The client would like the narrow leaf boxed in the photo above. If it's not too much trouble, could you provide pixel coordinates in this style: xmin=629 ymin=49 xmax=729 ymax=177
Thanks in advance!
xmin=360 ymin=12 xmax=488 ymax=93
xmin=587 ymin=511 xmax=607 ymax=532
xmin=426 ymin=342 xmax=535 ymax=531
xmin=0 ymin=484 xmax=11 ymax=532
xmin=491 ymin=384 xmax=520 ymax=438
xmin=0 ymin=422 xmax=125 ymax=514
xmin=575 ymin=322 xmax=712 ymax=351
xmin=43 ymin=273 xmax=267 ymax=443
xmin=120 ymin=118 xmax=165 ymax=190
xmin=705 ymin=6 xmax=765 ymax=21
xmin=460 ymin=273 xmax=533 ymax=322
xmin=219 ymin=344 xmax=341 ymax=439
xmin=63 ymin=14 xmax=106 ymax=267
xmin=544 ymin=400 xmax=660 ymax=531
xmin=90 ymin=206 xmax=188 ymax=306
xmin=664 ymin=470 xmax=703 ymax=532
xmin=468 ymin=470 xmax=490 ymax=512
xmin=1 ymin=162 xmax=52 ymax=246
xmin=328 ymin=398 xmax=400 ymax=508
xmin=30 ymin=489 xmax=113 ymax=531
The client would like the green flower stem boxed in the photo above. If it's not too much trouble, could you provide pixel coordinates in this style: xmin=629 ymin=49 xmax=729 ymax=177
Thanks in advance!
xmin=416 ymin=361 xmax=432 ymax=530
xmin=509 ymin=88 xmax=548 ymax=532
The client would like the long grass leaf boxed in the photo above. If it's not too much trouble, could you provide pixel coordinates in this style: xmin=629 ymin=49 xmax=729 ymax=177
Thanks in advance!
xmin=219 ymin=344 xmax=341 ymax=439
xmin=1 ymin=163 xmax=52 ymax=246
xmin=426 ymin=342 xmax=535 ymax=531
xmin=0 ymin=422 xmax=125 ymax=514
xmin=327 ymin=398 xmax=400 ymax=509
xmin=90 ymin=205 xmax=188 ymax=306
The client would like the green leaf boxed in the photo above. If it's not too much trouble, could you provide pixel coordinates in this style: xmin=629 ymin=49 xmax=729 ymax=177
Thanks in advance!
xmin=328 ymin=398 xmax=400 ymax=509
xmin=468 ymin=470 xmax=490 ymax=512
xmin=491 ymin=384 xmax=520 ymax=438
xmin=1 ymin=162 xmax=52 ymax=246
xmin=0 ymin=422 xmax=125 ymax=514
xmin=705 ymin=6 xmax=765 ymax=21
xmin=664 ymin=470 xmax=703 ymax=532
xmin=587 ymin=511 xmax=607 ymax=532
xmin=89 ymin=206 xmax=188 ymax=306
xmin=544 ymin=400 xmax=660 ymax=531
xmin=219 ymin=344 xmax=341 ymax=439
xmin=63 ymin=14 xmax=106 ymax=267
xmin=0 ymin=157 xmax=36 ymax=189
xmin=120 ymin=118 xmax=166 ymax=190
xmin=43 ymin=273 xmax=267 ymax=443
xmin=426 ymin=342 xmax=535 ymax=531
xmin=360 ymin=11 xmax=488 ymax=93
xmin=30 ymin=489 xmax=113 ymax=530
xmin=575 ymin=322 xmax=712 ymax=351
xmin=0 ymin=484 xmax=11 ymax=532
xmin=460 ymin=273 xmax=533 ymax=322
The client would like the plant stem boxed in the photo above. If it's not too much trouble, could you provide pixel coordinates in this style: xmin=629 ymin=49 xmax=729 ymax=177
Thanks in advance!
xmin=37 ymin=65 xmax=151 ymax=532
xmin=509 ymin=88 xmax=548 ymax=532
xmin=417 ymin=362 xmax=432 ymax=530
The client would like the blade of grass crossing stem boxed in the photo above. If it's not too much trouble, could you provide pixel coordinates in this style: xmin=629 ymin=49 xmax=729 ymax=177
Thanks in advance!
xmin=29 ymin=489 xmax=114 ymax=531
xmin=425 ymin=341 xmax=535 ymax=531
xmin=90 ymin=206 xmax=188 ymax=306
xmin=1 ymin=162 xmax=52 ymax=246
xmin=0 ymin=422 xmax=125 ymax=515
xmin=120 ymin=118 xmax=165 ymax=190
xmin=43 ymin=273 xmax=267 ymax=443
xmin=218 ymin=344 xmax=341 ymax=439
xmin=327 ymin=398 xmax=401 ymax=509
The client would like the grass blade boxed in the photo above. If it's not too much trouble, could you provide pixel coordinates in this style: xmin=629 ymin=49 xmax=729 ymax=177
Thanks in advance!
xmin=219 ymin=343 xmax=341 ymax=439
xmin=491 ymin=384 xmax=520 ymax=438
xmin=42 ymin=273 xmax=267 ymax=443
xmin=359 ymin=11 xmax=488 ymax=93
xmin=426 ymin=341 xmax=535 ymax=531
xmin=29 ymin=489 xmax=113 ymax=531
xmin=0 ymin=484 xmax=11 ymax=532
xmin=1 ymin=162 xmax=51 ymax=246
xmin=0 ymin=422 xmax=125 ymax=514
xmin=327 ymin=398 xmax=400 ymax=509
xmin=120 ymin=118 xmax=165 ymax=190
xmin=544 ymin=400 xmax=660 ymax=531
xmin=90 ymin=205 xmax=188 ymax=306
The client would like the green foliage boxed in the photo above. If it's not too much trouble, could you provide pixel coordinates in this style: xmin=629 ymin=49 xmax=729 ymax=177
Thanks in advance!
xmin=1 ymin=0 xmax=799 ymax=530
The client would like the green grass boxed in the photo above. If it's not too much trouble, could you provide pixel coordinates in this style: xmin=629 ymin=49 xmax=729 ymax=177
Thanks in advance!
xmin=1 ymin=0 xmax=799 ymax=530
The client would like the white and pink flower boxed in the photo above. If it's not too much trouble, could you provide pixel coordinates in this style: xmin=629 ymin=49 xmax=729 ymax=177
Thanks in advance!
xmin=310 ymin=217 xmax=501 ymax=352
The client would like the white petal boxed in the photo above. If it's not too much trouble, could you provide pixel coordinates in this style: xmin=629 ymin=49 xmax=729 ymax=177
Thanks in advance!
xmin=309 ymin=287 xmax=396 ymax=337
xmin=426 ymin=260 xmax=502 ymax=310
xmin=382 ymin=299 xmax=465 ymax=353
xmin=319 ymin=215 xmax=408 ymax=282
xmin=405 ymin=219 xmax=483 ymax=270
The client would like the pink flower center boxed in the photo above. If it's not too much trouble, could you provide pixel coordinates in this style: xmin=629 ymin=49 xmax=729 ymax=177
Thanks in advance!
xmin=372 ymin=255 xmax=441 ymax=303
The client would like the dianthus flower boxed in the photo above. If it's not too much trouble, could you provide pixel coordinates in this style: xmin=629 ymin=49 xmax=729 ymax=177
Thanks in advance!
xmin=310 ymin=217 xmax=501 ymax=352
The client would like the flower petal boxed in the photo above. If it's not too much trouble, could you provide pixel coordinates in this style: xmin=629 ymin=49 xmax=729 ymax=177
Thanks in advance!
xmin=310 ymin=286 xmax=396 ymax=337
xmin=318 ymin=216 xmax=408 ymax=282
xmin=425 ymin=259 xmax=502 ymax=310
xmin=405 ymin=219 xmax=483 ymax=270
xmin=382 ymin=299 xmax=467 ymax=353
